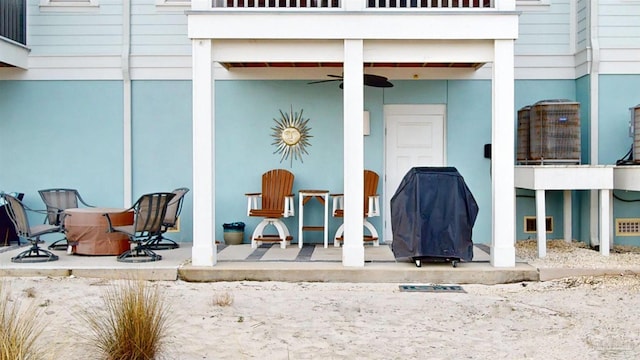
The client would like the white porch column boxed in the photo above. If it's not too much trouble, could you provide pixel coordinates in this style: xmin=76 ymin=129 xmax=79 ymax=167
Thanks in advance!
xmin=342 ymin=39 xmax=365 ymax=267
xmin=191 ymin=39 xmax=216 ymax=266
xmin=491 ymin=39 xmax=516 ymax=267
xmin=494 ymin=0 xmax=516 ymax=11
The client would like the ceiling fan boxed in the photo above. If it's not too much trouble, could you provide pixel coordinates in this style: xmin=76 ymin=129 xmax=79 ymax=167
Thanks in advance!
xmin=308 ymin=74 xmax=394 ymax=89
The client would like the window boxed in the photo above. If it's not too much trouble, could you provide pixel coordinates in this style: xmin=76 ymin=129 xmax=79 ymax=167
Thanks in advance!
xmin=156 ymin=0 xmax=191 ymax=6
xmin=40 ymin=0 xmax=98 ymax=8
xmin=516 ymin=0 xmax=550 ymax=8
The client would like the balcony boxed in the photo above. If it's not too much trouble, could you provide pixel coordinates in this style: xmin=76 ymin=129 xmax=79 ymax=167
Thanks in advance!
xmin=0 ymin=0 xmax=25 ymax=45
xmin=187 ymin=0 xmax=514 ymax=77
xmin=212 ymin=0 xmax=493 ymax=8
xmin=0 ymin=0 xmax=28 ymax=69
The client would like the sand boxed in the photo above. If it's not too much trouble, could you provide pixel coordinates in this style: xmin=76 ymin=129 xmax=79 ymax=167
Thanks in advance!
xmin=1 ymin=273 xmax=638 ymax=360
xmin=3 ymin=240 xmax=640 ymax=360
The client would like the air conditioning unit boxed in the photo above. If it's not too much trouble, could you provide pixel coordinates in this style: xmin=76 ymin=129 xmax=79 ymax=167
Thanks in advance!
xmin=529 ymin=99 xmax=581 ymax=164
xmin=632 ymin=105 xmax=640 ymax=163
xmin=516 ymin=105 xmax=531 ymax=164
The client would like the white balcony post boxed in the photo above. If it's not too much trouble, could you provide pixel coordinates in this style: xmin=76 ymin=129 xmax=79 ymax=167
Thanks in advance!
xmin=344 ymin=0 xmax=365 ymax=11
xmin=342 ymin=39 xmax=365 ymax=267
xmin=192 ymin=0 xmax=210 ymax=10
xmin=491 ymin=39 xmax=516 ymax=267
xmin=191 ymin=39 xmax=216 ymax=266
xmin=494 ymin=0 xmax=515 ymax=11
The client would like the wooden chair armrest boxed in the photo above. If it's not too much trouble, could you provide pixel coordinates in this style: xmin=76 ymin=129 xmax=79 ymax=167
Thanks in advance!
xmin=331 ymin=194 xmax=344 ymax=215
xmin=283 ymin=195 xmax=295 ymax=217
xmin=246 ymin=194 xmax=262 ymax=216
xmin=367 ymin=195 xmax=380 ymax=217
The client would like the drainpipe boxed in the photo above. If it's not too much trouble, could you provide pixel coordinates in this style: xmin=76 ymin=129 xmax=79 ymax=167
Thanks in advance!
xmin=589 ymin=0 xmax=600 ymax=247
xmin=122 ymin=0 xmax=132 ymax=207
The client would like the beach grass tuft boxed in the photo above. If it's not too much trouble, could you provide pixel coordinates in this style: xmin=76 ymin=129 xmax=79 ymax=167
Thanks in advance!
xmin=82 ymin=280 xmax=171 ymax=360
xmin=0 ymin=283 xmax=44 ymax=360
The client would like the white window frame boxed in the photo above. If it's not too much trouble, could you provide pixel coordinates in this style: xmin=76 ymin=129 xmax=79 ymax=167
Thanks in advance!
xmin=39 ymin=0 xmax=99 ymax=12
xmin=40 ymin=0 xmax=98 ymax=6
xmin=156 ymin=0 xmax=191 ymax=7
xmin=516 ymin=0 xmax=550 ymax=10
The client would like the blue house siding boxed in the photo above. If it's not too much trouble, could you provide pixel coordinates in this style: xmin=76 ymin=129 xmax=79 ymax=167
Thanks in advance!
xmin=0 ymin=80 xmax=125 ymax=221
xmin=3 ymin=75 xmax=640 ymax=246
xmin=131 ymin=80 xmax=193 ymax=243
xmin=599 ymin=74 xmax=640 ymax=246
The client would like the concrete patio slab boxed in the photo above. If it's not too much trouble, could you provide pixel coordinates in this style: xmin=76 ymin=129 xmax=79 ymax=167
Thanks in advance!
xmin=2 ymin=241 xmax=633 ymax=285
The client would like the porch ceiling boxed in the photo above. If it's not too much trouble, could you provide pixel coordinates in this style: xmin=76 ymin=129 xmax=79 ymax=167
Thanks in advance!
xmin=222 ymin=61 xmax=486 ymax=69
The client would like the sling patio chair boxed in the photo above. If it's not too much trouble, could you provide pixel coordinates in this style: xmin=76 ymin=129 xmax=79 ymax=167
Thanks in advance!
xmin=38 ymin=188 xmax=95 ymax=251
xmin=331 ymin=169 xmax=380 ymax=247
xmin=104 ymin=192 xmax=175 ymax=263
xmin=144 ymin=187 xmax=190 ymax=250
xmin=1 ymin=193 xmax=60 ymax=263
xmin=245 ymin=169 xmax=295 ymax=249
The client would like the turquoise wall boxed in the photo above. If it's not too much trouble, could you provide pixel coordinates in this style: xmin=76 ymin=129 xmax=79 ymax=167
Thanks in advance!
xmin=6 ymin=77 xmax=639 ymax=247
xmin=600 ymin=74 xmax=640 ymax=246
xmin=576 ymin=75 xmax=592 ymax=245
xmin=0 ymin=80 xmax=125 ymax=237
xmin=131 ymin=81 xmax=193 ymax=242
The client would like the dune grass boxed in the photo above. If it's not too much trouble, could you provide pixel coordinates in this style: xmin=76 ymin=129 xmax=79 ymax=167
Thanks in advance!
xmin=0 ymin=283 xmax=44 ymax=360
xmin=82 ymin=280 xmax=171 ymax=360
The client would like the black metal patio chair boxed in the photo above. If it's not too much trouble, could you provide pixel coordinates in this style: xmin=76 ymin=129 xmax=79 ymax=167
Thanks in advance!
xmin=144 ymin=187 xmax=190 ymax=250
xmin=104 ymin=192 xmax=175 ymax=263
xmin=38 ymin=188 xmax=94 ymax=250
xmin=1 ymin=193 xmax=60 ymax=263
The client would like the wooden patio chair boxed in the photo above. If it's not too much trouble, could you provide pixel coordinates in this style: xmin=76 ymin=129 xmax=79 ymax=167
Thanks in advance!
xmin=1 ymin=193 xmax=60 ymax=263
xmin=331 ymin=169 xmax=380 ymax=247
xmin=245 ymin=169 xmax=295 ymax=249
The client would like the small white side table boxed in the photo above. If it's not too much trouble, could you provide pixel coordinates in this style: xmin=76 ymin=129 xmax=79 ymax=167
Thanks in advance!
xmin=298 ymin=190 xmax=329 ymax=248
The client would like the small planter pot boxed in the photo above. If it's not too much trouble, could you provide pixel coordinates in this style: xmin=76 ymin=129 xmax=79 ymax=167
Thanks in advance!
xmin=223 ymin=222 xmax=245 ymax=245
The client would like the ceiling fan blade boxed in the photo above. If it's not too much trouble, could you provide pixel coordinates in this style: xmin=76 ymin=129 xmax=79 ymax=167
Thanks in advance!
xmin=364 ymin=74 xmax=394 ymax=88
xmin=309 ymin=73 xmax=393 ymax=88
xmin=307 ymin=79 xmax=342 ymax=84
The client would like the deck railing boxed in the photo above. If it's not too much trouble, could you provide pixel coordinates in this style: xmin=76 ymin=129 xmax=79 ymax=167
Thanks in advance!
xmin=0 ymin=0 xmax=26 ymax=45
xmin=213 ymin=0 xmax=493 ymax=8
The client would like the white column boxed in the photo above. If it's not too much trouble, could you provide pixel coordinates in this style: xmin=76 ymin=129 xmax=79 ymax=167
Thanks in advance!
xmin=342 ymin=39 xmax=365 ymax=267
xmin=191 ymin=39 xmax=216 ymax=266
xmin=563 ymin=190 xmax=572 ymax=242
xmin=599 ymin=190 xmax=610 ymax=256
xmin=494 ymin=0 xmax=516 ymax=11
xmin=490 ymin=39 xmax=516 ymax=267
xmin=191 ymin=0 xmax=210 ymax=9
xmin=536 ymin=189 xmax=546 ymax=258
xmin=589 ymin=191 xmax=600 ymax=247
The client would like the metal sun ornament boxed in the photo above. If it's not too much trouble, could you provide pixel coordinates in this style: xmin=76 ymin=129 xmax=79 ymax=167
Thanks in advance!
xmin=271 ymin=106 xmax=312 ymax=166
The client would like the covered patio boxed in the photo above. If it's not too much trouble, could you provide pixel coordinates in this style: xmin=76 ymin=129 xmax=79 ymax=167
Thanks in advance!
xmin=0 ymin=241 xmax=536 ymax=284
xmin=187 ymin=0 xmax=520 ymax=268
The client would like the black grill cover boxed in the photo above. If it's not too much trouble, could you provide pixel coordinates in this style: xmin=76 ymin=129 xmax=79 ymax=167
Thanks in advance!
xmin=390 ymin=167 xmax=478 ymax=262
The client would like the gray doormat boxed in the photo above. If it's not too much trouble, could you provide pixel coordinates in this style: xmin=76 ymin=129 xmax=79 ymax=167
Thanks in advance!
xmin=399 ymin=284 xmax=466 ymax=293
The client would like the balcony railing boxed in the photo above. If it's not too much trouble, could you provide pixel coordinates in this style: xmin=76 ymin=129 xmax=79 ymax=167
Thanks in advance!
xmin=0 ymin=0 xmax=26 ymax=45
xmin=213 ymin=0 xmax=493 ymax=8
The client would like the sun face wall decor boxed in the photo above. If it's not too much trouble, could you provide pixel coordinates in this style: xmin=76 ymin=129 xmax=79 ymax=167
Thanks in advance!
xmin=271 ymin=106 xmax=312 ymax=166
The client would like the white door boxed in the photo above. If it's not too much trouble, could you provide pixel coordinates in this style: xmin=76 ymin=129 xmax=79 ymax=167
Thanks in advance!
xmin=384 ymin=104 xmax=446 ymax=243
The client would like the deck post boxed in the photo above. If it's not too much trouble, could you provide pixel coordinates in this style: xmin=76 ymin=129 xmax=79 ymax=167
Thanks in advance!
xmin=342 ymin=39 xmax=365 ymax=267
xmin=491 ymin=39 xmax=516 ymax=267
xmin=191 ymin=39 xmax=216 ymax=267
